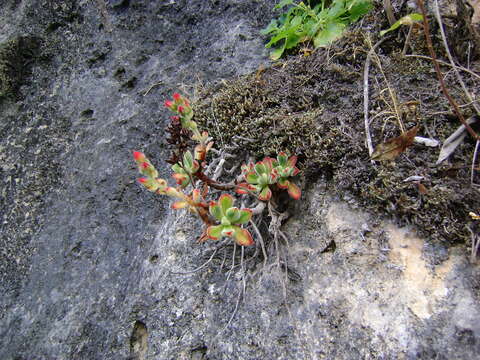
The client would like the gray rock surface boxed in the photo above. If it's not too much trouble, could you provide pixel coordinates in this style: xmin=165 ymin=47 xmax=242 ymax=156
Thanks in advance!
xmin=1 ymin=1 xmax=479 ymax=359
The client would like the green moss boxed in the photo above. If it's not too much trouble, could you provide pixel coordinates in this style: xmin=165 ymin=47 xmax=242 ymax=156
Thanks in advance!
xmin=192 ymin=30 xmax=480 ymax=247
xmin=0 ymin=36 xmax=40 ymax=99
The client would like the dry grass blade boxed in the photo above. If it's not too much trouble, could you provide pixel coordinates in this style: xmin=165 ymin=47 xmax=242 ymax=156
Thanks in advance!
xmin=371 ymin=126 xmax=419 ymax=161
xmin=363 ymin=36 xmax=391 ymax=156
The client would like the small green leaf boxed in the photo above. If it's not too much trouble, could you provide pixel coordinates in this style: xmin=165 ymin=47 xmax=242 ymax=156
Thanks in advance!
xmin=287 ymin=181 xmax=301 ymax=200
xmin=277 ymin=152 xmax=288 ymax=167
xmin=172 ymin=163 xmax=184 ymax=174
xmin=207 ymin=225 xmax=223 ymax=240
xmin=327 ymin=0 xmax=346 ymax=20
xmin=277 ymin=178 xmax=289 ymax=189
xmin=218 ymin=194 xmax=234 ymax=214
xmin=233 ymin=227 xmax=254 ymax=246
xmin=209 ymin=203 xmax=223 ymax=221
xmin=246 ymin=172 xmax=259 ymax=184
xmin=226 ymin=207 xmax=242 ymax=223
xmin=270 ymin=45 xmax=286 ymax=60
xmin=183 ymin=151 xmax=194 ymax=170
xmin=260 ymin=19 xmax=279 ymax=35
xmin=380 ymin=13 xmax=423 ymax=36
xmin=313 ymin=21 xmax=346 ymax=47
xmin=274 ymin=0 xmax=294 ymax=10
xmin=255 ymin=162 xmax=268 ymax=175
xmin=236 ymin=209 xmax=253 ymax=225
xmin=348 ymin=0 xmax=373 ymax=22
xmin=258 ymin=186 xmax=272 ymax=201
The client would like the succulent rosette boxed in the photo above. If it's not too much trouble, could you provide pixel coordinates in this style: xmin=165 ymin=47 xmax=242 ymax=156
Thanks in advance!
xmin=274 ymin=152 xmax=301 ymax=200
xmin=207 ymin=194 xmax=254 ymax=246
xmin=236 ymin=152 xmax=301 ymax=201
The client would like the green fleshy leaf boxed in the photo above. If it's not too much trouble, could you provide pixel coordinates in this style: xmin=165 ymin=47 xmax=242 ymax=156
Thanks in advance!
xmin=218 ymin=194 xmax=234 ymax=214
xmin=246 ymin=172 xmax=259 ymax=184
xmin=258 ymin=186 xmax=272 ymax=201
xmin=183 ymin=151 xmax=194 ymax=170
xmin=236 ymin=209 xmax=253 ymax=225
xmin=263 ymin=157 xmax=276 ymax=171
xmin=172 ymin=163 xmax=184 ymax=174
xmin=277 ymin=178 xmax=289 ymax=189
xmin=207 ymin=225 xmax=223 ymax=240
xmin=255 ymin=162 xmax=268 ymax=175
xmin=287 ymin=181 xmax=301 ymax=200
xmin=221 ymin=216 xmax=231 ymax=226
xmin=221 ymin=225 xmax=236 ymax=237
xmin=287 ymin=155 xmax=297 ymax=167
xmin=226 ymin=207 xmax=242 ymax=223
xmin=233 ymin=227 xmax=254 ymax=246
xmin=209 ymin=203 xmax=223 ymax=221
xmin=277 ymin=152 xmax=288 ymax=167
xmin=258 ymin=173 xmax=270 ymax=187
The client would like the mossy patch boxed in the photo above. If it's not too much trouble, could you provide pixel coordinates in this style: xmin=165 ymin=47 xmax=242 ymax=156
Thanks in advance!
xmin=0 ymin=36 xmax=40 ymax=100
xmin=193 ymin=30 xmax=480 ymax=246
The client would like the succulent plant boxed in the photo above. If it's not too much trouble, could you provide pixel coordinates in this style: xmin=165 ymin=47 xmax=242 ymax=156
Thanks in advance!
xmin=274 ymin=151 xmax=301 ymax=200
xmin=171 ymin=188 xmax=211 ymax=227
xmin=171 ymin=150 xmax=199 ymax=188
xmin=236 ymin=152 xmax=301 ymax=201
xmin=135 ymin=95 xmax=303 ymax=249
xmin=164 ymin=92 xmax=196 ymax=131
xmin=207 ymin=194 xmax=254 ymax=246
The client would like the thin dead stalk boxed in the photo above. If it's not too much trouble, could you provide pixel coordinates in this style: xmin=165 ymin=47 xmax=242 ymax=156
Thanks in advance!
xmin=415 ymin=0 xmax=479 ymax=140
xmin=472 ymin=140 xmax=480 ymax=185
xmin=363 ymin=36 xmax=392 ymax=156
xmin=433 ymin=0 xmax=480 ymax=116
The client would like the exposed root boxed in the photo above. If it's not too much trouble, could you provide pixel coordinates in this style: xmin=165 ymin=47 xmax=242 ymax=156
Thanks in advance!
xmin=169 ymin=245 xmax=223 ymax=275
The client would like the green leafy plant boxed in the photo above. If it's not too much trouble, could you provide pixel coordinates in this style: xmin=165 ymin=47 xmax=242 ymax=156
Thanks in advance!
xmin=133 ymin=93 xmax=302 ymax=246
xmin=261 ymin=0 xmax=373 ymax=60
